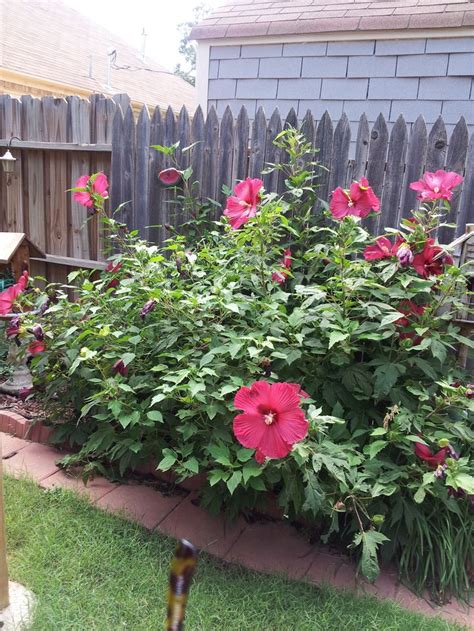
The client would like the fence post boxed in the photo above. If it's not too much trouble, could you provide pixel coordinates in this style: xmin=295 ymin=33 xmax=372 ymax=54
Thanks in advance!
xmin=0 ymin=436 xmax=9 ymax=610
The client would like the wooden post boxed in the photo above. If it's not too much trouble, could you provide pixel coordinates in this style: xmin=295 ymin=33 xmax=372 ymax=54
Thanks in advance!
xmin=0 ymin=436 xmax=9 ymax=610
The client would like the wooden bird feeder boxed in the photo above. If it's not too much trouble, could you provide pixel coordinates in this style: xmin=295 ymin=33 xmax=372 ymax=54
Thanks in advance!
xmin=0 ymin=233 xmax=45 ymax=284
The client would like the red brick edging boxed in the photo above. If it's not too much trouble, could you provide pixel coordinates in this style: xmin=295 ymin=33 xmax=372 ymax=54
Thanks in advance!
xmin=0 ymin=411 xmax=472 ymax=628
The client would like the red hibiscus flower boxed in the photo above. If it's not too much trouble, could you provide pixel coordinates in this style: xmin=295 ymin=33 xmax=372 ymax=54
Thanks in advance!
xmin=106 ymin=260 xmax=122 ymax=274
xmin=73 ymin=172 xmax=109 ymax=209
xmin=232 ymin=381 xmax=309 ymax=463
xmin=28 ymin=340 xmax=45 ymax=355
xmin=106 ymin=278 xmax=120 ymax=291
xmin=409 ymin=170 xmax=463 ymax=202
xmin=224 ymin=178 xmax=263 ymax=230
xmin=396 ymin=300 xmax=425 ymax=344
xmin=412 ymin=238 xmax=453 ymax=278
xmin=414 ymin=442 xmax=448 ymax=468
xmin=363 ymin=237 xmax=397 ymax=261
xmin=0 ymin=271 xmax=29 ymax=315
xmin=272 ymin=248 xmax=292 ymax=284
xmin=329 ymin=177 xmax=380 ymax=220
xmin=158 ymin=168 xmax=182 ymax=186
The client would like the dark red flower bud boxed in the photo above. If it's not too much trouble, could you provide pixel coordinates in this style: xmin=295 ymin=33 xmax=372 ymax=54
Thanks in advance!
xmin=6 ymin=316 xmax=21 ymax=338
xmin=30 ymin=324 xmax=44 ymax=341
xmin=112 ymin=359 xmax=128 ymax=377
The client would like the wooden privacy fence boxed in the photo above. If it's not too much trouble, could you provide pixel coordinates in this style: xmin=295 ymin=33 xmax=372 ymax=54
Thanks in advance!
xmin=111 ymin=104 xmax=473 ymax=246
xmin=0 ymin=93 xmax=130 ymax=282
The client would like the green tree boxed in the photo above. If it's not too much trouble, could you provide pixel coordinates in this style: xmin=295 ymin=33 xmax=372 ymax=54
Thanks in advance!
xmin=174 ymin=3 xmax=210 ymax=86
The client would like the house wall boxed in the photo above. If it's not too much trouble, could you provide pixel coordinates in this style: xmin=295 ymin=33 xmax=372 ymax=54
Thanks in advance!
xmin=206 ymin=37 xmax=474 ymax=146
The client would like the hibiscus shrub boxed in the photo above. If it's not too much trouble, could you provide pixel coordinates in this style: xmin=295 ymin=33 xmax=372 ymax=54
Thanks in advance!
xmin=25 ymin=130 xmax=473 ymax=601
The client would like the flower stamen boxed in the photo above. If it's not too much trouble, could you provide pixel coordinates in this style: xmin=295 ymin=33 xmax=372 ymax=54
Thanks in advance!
xmin=264 ymin=412 xmax=276 ymax=426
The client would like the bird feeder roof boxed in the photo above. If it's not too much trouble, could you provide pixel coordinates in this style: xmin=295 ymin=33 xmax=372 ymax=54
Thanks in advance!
xmin=0 ymin=232 xmax=45 ymax=264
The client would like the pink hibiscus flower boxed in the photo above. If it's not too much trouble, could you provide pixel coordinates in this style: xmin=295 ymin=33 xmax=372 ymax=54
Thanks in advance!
xmin=0 ymin=271 xmax=29 ymax=315
xmin=409 ymin=170 xmax=463 ymax=202
xmin=412 ymin=239 xmax=453 ymax=278
xmin=329 ymin=177 xmax=380 ymax=220
xmin=73 ymin=172 xmax=109 ymax=209
xmin=224 ymin=178 xmax=263 ymax=230
xmin=272 ymin=248 xmax=292 ymax=284
xmin=232 ymin=381 xmax=309 ymax=463
xmin=158 ymin=168 xmax=182 ymax=186
xmin=414 ymin=442 xmax=448 ymax=468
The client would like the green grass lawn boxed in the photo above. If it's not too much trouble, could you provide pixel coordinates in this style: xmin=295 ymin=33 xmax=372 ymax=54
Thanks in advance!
xmin=3 ymin=476 xmax=461 ymax=631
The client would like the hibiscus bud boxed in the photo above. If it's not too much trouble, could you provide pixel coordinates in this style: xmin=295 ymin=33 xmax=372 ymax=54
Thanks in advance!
xmin=447 ymin=445 xmax=460 ymax=460
xmin=396 ymin=243 xmax=414 ymax=267
xmin=334 ymin=501 xmax=346 ymax=511
xmin=261 ymin=358 xmax=272 ymax=378
xmin=38 ymin=299 xmax=50 ymax=316
xmin=112 ymin=359 xmax=128 ymax=377
xmin=372 ymin=514 xmax=385 ymax=525
xmin=466 ymin=384 xmax=473 ymax=399
xmin=30 ymin=324 xmax=44 ymax=341
xmin=6 ymin=316 xmax=21 ymax=338
xmin=438 ymin=438 xmax=450 ymax=448
xmin=140 ymin=299 xmax=157 ymax=320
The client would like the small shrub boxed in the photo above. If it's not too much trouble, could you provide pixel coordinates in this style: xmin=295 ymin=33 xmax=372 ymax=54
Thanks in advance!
xmin=25 ymin=131 xmax=473 ymax=600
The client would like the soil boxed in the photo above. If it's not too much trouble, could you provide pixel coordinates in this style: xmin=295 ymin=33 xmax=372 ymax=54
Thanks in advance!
xmin=0 ymin=393 xmax=47 ymax=420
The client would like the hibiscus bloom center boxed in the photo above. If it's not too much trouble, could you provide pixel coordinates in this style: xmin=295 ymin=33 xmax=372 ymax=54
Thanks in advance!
xmin=347 ymin=199 xmax=354 ymax=207
xmin=263 ymin=411 xmax=276 ymax=425
xmin=433 ymin=186 xmax=440 ymax=193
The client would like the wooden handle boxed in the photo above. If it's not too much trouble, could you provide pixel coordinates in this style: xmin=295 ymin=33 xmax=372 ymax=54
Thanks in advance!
xmin=0 ymin=436 xmax=9 ymax=610
xmin=166 ymin=539 xmax=197 ymax=631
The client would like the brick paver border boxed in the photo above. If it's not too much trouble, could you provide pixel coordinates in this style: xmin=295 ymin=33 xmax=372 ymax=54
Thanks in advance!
xmin=0 ymin=413 xmax=472 ymax=628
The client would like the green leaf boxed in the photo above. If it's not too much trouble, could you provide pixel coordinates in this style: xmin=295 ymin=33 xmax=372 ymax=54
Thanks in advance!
xmin=151 ymin=393 xmax=166 ymax=406
xmin=121 ymin=352 xmax=135 ymax=366
xmin=328 ymin=331 xmax=349 ymax=349
xmin=373 ymin=364 xmax=400 ymax=399
xmin=447 ymin=472 xmax=474 ymax=495
xmin=366 ymin=440 xmax=388 ymax=460
xmin=430 ymin=339 xmax=447 ymax=363
xmin=226 ymin=471 xmax=242 ymax=495
xmin=183 ymin=457 xmax=199 ymax=474
xmin=354 ymin=529 xmax=389 ymax=582
xmin=188 ymin=381 xmax=206 ymax=397
xmin=242 ymin=463 xmax=261 ymax=483
xmin=157 ymin=449 xmax=177 ymax=471
xmin=147 ymin=410 xmax=163 ymax=423
xmin=225 ymin=303 xmax=240 ymax=314
xmin=380 ymin=311 xmax=403 ymax=327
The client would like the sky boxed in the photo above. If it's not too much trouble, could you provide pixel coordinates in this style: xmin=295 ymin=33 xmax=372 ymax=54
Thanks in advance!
xmin=63 ymin=0 xmax=221 ymax=71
